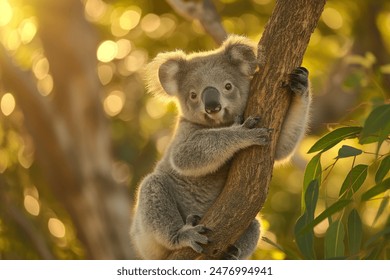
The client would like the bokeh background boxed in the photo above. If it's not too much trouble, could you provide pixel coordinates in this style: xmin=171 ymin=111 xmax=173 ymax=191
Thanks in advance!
xmin=0 ymin=0 xmax=389 ymax=259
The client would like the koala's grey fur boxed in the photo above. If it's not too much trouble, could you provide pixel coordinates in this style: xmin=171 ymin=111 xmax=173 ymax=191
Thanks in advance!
xmin=130 ymin=35 xmax=311 ymax=259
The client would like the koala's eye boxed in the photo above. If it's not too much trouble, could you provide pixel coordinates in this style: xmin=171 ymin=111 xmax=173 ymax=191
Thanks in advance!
xmin=190 ymin=91 xmax=197 ymax=100
xmin=225 ymin=83 xmax=233 ymax=91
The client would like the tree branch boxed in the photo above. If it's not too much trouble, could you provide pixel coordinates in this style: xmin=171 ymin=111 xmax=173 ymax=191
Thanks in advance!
xmin=168 ymin=0 xmax=326 ymax=260
xmin=166 ymin=0 xmax=227 ymax=44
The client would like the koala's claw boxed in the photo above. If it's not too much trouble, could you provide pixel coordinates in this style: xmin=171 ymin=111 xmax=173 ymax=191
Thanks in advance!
xmin=252 ymin=127 xmax=272 ymax=146
xmin=242 ymin=116 xmax=261 ymax=129
xmin=288 ymin=66 xmax=309 ymax=96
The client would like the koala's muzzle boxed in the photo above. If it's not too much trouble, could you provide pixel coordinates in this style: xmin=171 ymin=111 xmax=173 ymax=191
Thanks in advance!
xmin=202 ymin=87 xmax=221 ymax=114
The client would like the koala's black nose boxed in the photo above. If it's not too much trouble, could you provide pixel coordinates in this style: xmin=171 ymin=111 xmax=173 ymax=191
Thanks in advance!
xmin=202 ymin=87 xmax=221 ymax=114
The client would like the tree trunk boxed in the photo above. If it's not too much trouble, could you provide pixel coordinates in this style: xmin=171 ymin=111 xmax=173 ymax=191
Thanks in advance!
xmin=168 ymin=0 xmax=326 ymax=260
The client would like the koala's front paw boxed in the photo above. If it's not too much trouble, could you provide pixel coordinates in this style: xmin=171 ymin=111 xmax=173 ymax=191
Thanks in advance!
xmin=176 ymin=215 xmax=211 ymax=253
xmin=288 ymin=67 xmax=309 ymax=96
xmin=242 ymin=116 xmax=272 ymax=146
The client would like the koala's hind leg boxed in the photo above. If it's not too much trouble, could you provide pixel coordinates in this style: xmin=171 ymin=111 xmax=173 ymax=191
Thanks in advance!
xmin=275 ymin=67 xmax=311 ymax=162
xmin=222 ymin=219 xmax=260 ymax=260
xmin=132 ymin=174 xmax=210 ymax=259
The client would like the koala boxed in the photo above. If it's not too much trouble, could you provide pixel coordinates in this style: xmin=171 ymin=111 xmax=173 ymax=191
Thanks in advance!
xmin=130 ymin=35 xmax=311 ymax=259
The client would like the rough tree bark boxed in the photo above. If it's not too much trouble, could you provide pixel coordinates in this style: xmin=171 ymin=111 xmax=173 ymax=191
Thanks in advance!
xmin=168 ymin=0 xmax=326 ymax=259
xmin=0 ymin=0 xmax=133 ymax=259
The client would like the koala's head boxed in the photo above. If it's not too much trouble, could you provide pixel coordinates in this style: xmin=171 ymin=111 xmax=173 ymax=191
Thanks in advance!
xmin=146 ymin=35 xmax=257 ymax=126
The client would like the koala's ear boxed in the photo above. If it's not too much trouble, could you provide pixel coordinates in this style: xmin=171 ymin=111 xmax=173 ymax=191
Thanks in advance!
xmin=145 ymin=51 xmax=186 ymax=97
xmin=222 ymin=35 xmax=258 ymax=76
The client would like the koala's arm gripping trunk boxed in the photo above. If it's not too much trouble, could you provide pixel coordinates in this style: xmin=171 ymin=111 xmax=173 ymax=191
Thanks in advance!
xmin=168 ymin=0 xmax=326 ymax=260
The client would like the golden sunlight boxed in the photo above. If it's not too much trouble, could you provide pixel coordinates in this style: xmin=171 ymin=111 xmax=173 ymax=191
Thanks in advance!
xmin=24 ymin=195 xmax=40 ymax=216
xmin=119 ymin=8 xmax=141 ymax=31
xmin=115 ymin=39 xmax=132 ymax=59
xmin=103 ymin=90 xmax=125 ymax=117
xmin=48 ymin=218 xmax=66 ymax=238
xmin=141 ymin=13 xmax=161 ymax=33
xmin=0 ymin=0 xmax=12 ymax=27
xmin=145 ymin=98 xmax=167 ymax=119
xmin=33 ymin=57 xmax=50 ymax=80
xmin=84 ymin=0 xmax=107 ymax=22
xmin=37 ymin=74 xmax=53 ymax=96
xmin=97 ymin=63 xmax=114 ymax=85
xmin=97 ymin=40 xmax=118 ymax=63
xmin=1 ymin=93 xmax=16 ymax=116
xmin=19 ymin=18 xmax=37 ymax=44
xmin=322 ymin=7 xmax=343 ymax=30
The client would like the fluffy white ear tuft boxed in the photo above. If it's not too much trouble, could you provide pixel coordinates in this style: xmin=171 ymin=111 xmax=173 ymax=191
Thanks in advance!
xmin=222 ymin=35 xmax=258 ymax=76
xmin=144 ymin=51 xmax=186 ymax=98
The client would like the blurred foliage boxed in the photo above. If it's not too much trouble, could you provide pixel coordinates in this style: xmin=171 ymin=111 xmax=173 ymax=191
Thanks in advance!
xmin=288 ymin=104 xmax=390 ymax=259
xmin=0 ymin=0 xmax=389 ymax=259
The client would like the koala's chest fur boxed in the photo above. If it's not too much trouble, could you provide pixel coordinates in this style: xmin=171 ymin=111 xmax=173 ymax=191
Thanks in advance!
xmin=157 ymin=155 xmax=231 ymax=217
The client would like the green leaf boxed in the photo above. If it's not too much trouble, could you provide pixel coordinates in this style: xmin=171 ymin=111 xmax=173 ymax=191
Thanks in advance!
xmin=294 ymin=212 xmax=316 ymax=259
xmin=336 ymin=145 xmax=362 ymax=159
xmin=294 ymin=180 xmax=319 ymax=259
xmin=299 ymin=199 xmax=352 ymax=234
xmin=359 ymin=104 xmax=390 ymax=146
xmin=325 ymin=220 xmax=345 ymax=259
xmin=308 ymin=126 xmax=362 ymax=154
xmin=339 ymin=164 xmax=368 ymax=198
xmin=375 ymin=155 xmax=390 ymax=184
xmin=373 ymin=197 xmax=389 ymax=226
xmin=361 ymin=178 xmax=390 ymax=201
xmin=304 ymin=180 xmax=319 ymax=219
xmin=302 ymin=155 xmax=322 ymax=213
xmin=348 ymin=209 xmax=362 ymax=258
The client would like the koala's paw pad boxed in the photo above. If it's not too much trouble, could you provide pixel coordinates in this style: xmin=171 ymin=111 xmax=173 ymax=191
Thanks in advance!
xmin=288 ymin=66 xmax=309 ymax=95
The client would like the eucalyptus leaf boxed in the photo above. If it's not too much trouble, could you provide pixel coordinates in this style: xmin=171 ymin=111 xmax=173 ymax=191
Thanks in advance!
xmin=348 ymin=209 xmax=362 ymax=258
xmin=373 ymin=197 xmax=389 ymax=226
xmin=304 ymin=180 xmax=319 ymax=219
xmin=325 ymin=220 xmax=345 ymax=259
xmin=359 ymin=104 xmax=390 ymax=146
xmin=294 ymin=180 xmax=318 ymax=259
xmin=294 ymin=212 xmax=316 ymax=260
xmin=302 ymin=155 xmax=322 ymax=213
xmin=361 ymin=178 xmax=390 ymax=201
xmin=375 ymin=155 xmax=390 ymax=184
xmin=299 ymin=199 xmax=352 ymax=234
xmin=336 ymin=145 xmax=362 ymax=159
xmin=339 ymin=164 xmax=368 ymax=198
xmin=308 ymin=126 xmax=362 ymax=154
